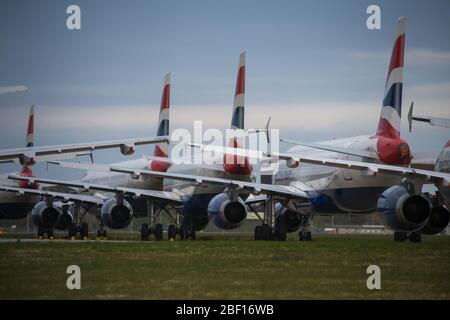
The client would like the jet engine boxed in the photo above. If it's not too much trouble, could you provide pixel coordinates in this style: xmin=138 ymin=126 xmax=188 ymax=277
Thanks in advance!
xmin=286 ymin=158 xmax=299 ymax=169
xmin=31 ymin=201 xmax=61 ymax=228
xmin=420 ymin=206 xmax=450 ymax=235
xmin=101 ymin=198 xmax=133 ymax=229
xmin=275 ymin=203 xmax=302 ymax=232
xmin=208 ymin=193 xmax=247 ymax=229
xmin=377 ymin=185 xmax=430 ymax=232
xmin=120 ymin=143 xmax=135 ymax=155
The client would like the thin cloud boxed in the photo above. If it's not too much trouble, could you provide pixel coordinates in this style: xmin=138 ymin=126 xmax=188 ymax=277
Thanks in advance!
xmin=346 ymin=49 xmax=450 ymax=65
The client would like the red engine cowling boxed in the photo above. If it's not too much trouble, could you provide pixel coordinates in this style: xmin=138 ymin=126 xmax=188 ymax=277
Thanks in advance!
xmin=377 ymin=136 xmax=411 ymax=165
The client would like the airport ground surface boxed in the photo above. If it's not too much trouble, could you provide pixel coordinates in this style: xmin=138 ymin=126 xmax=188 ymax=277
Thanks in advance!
xmin=0 ymin=233 xmax=449 ymax=299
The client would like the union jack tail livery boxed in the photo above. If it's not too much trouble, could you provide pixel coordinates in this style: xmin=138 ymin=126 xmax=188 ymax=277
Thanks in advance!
xmin=153 ymin=73 xmax=170 ymax=157
xmin=151 ymin=73 xmax=171 ymax=172
xmin=231 ymin=52 xmax=245 ymax=129
xmin=26 ymin=105 xmax=34 ymax=147
xmin=376 ymin=16 xmax=405 ymax=138
xmin=224 ymin=52 xmax=252 ymax=175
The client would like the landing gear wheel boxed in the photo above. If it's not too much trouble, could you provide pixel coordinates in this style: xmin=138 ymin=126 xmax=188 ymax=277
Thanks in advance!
xmin=394 ymin=231 xmax=407 ymax=242
xmin=141 ymin=223 xmax=150 ymax=241
xmin=154 ymin=223 xmax=163 ymax=241
xmin=254 ymin=225 xmax=262 ymax=241
xmin=47 ymin=228 xmax=54 ymax=240
xmin=305 ymin=231 xmax=312 ymax=241
xmin=274 ymin=222 xmax=287 ymax=241
xmin=68 ymin=223 xmax=77 ymax=239
xmin=37 ymin=227 xmax=44 ymax=239
xmin=179 ymin=226 xmax=187 ymax=240
xmin=80 ymin=223 xmax=89 ymax=240
xmin=168 ymin=224 xmax=177 ymax=240
xmin=410 ymin=231 xmax=422 ymax=243
xmin=261 ymin=224 xmax=273 ymax=241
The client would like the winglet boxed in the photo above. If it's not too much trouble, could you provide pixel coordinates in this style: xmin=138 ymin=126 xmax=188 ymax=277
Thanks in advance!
xmin=408 ymin=101 xmax=414 ymax=132
xmin=265 ymin=116 xmax=272 ymax=143
xmin=26 ymin=105 xmax=34 ymax=147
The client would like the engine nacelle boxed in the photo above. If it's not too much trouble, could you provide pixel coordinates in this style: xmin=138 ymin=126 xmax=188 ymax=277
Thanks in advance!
xmin=377 ymin=185 xmax=430 ymax=232
xmin=19 ymin=153 xmax=36 ymax=166
xmin=275 ymin=203 xmax=302 ymax=232
xmin=54 ymin=205 xmax=74 ymax=230
xmin=120 ymin=143 xmax=135 ymax=155
xmin=31 ymin=201 xmax=61 ymax=228
xmin=208 ymin=193 xmax=247 ymax=229
xmin=286 ymin=158 xmax=299 ymax=168
xmin=101 ymin=198 xmax=133 ymax=229
xmin=421 ymin=206 xmax=450 ymax=235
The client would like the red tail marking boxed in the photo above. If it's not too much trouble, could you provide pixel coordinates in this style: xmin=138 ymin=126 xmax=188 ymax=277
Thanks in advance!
xmin=387 ymin=34 xmax=405 ymax=80
xmin=235 ymin=66 xmax=245 ymax=97
xmin=160 ymin=84 xmax=170 ymax=110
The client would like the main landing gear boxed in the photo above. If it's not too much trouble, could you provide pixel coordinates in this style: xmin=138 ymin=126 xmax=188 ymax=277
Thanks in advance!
xmin=67 ymin=203 xmax=93 ymax=240
xmin=252 ymin=195 xmax=312 ymax=242
xmin=37 ymin=227 xmax=54 ymax=240
xmin=67 ymin=222 xmax=91 ymax=240
xmin=394 ymin=231 xmax=422 ymax=243
xmin=298 ymin=216 xmax=312 ymax=241
xmin=139 ymin=200 xmax=189 ymax=241
xmin=253 ymin=195 xmax=289 ymax=241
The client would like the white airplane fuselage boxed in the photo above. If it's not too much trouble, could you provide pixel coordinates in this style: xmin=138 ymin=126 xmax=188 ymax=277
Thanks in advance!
xmin=276 ymin=135 xmax=422 ymax=214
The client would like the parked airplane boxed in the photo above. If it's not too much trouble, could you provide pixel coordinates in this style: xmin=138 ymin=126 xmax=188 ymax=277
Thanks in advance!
xmin=0 ymin=101 xmax=169 ymax=237
xmin=188 ymin=17 xmax=450 ymax=242
xmin=3 ymin=18 xmax=448 ymax=243
xmin=5 ymin=53 xmax=309 ymax=241
xmin=0 ymin=106 xmax=38 ymax=220
xmin=260 ymin=17 xmax=450 ymax=242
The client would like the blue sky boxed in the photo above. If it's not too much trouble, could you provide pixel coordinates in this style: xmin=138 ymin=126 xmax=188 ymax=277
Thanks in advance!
xmin=0 ymin=0 xmax=449 ymax=176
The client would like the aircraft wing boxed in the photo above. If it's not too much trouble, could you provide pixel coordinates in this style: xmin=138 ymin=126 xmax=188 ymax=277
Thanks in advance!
xmin=8 ymin=175 xmax=184 ymax=204
xmin=0 ymin=85 xmax=28 ymax=94
xmin=187 ymin=144 xmax=450 ymax=186
xmin=407 ymin=102 xmax=450 ymax=130
xmin=411 ymin=116 xmax=450 ymax=129
xmin=0 ymin=185 xmax=104 ymax=205
xmin=0 ymin=136 xmax=169 ymax=164
xmin=109 ymin=167 xmax=309 ymax=199
xmin=280 ymin=138 xmax=378 ymax=159
xmin=48 ymin=160 xmax=309 ymax=200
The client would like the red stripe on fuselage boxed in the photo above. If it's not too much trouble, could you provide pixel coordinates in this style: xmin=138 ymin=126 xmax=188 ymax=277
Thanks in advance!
xmin=160 ymin=84 xmax=170 ymax=110
xmin=234 ymin=66 xmax=245 ymax=97
xmin=386 ymin=34 xmax=405 ymax=82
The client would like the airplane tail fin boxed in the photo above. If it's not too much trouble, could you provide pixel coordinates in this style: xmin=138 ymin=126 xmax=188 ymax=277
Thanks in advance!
xmin=151 ymin=73 xmax=171 ymax=172
xmin=376 ymin=17 xmax=406 ymax=139
xmin=153 ymin=73 xmax=170 ymax=158
xmin=224 ymin=52 xmax=251 ymax=175
xmin=231 ymin=52 xmax=245 ymax=129
xmin=26 ymin=105 xmax=34 ymax=147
